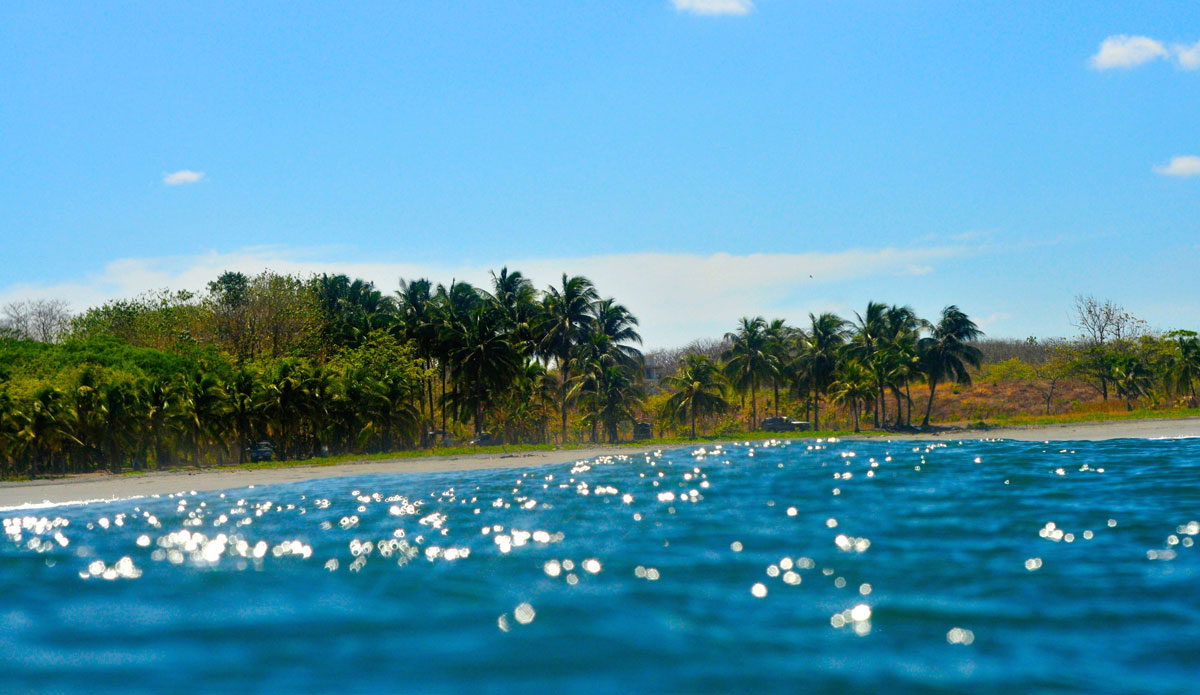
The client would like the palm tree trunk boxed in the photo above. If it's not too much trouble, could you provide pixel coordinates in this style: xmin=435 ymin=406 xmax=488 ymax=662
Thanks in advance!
xmin=773 ymin=381 xmax=779 ymax=417
xmin=691 ymin=407 xmax=697 ymax=439
xmin=875 ymin=375 xmax=885 ymax=428
xmin=853 ymin=402 xmax=860 ymax=433
xmin=560 ymin=365 xmax=569 ymax=444
xmin=812 ymin=393 xmax=820 ymax=431
xmin=750 ymin=382 xmax=757 ymax=430
xmin=922 ymin=379 xmax=938 ymax=428
xmin=905 ymin=381 xmax=913 ymax=427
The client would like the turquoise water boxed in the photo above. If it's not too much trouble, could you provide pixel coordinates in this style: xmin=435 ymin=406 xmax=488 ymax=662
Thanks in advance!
xmin=2 ymin=438 xmax=1199 ymax=694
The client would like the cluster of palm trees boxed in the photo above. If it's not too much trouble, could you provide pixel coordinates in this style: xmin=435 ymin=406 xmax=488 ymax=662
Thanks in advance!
xmin=659 ymin=304 xmax=983 ymax=434
xmin=0 ymin=269 xmax=645 ymax=478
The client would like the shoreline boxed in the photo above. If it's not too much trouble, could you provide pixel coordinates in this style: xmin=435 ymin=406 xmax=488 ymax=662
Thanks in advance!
xmin=3 ymin=417 xmax=1198 ymax=510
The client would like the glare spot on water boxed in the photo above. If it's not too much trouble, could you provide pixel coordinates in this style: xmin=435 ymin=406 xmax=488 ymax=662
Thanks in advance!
xmin=514 ymin=603 xmax=536 ymax=625
xmin=751 ymin=583 xmax=767 ymax=598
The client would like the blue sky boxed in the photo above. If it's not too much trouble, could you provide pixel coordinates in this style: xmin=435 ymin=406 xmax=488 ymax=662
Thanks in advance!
xmin=1 ymin=1 xmax=1197 ymax=347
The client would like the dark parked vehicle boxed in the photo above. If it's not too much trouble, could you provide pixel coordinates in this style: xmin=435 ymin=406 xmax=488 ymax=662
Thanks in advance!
xmin=760 ymin=416 xmax=808 ymax=433
xmin=470 ymin=432 xmax=503 ymax=447
xmin=633 ymin=422 xmax=653 ymax=440
xmin=247 ymin=441 xmax=276 ymax=463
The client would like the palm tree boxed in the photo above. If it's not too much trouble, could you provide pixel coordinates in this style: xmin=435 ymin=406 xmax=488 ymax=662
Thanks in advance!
xmin=849 ymin=302 xmax=889 ymax=428
xmin=830 ymin=360 xmax=877 ymax=433
xmin=259 ymin=360 xmax=313 ymax=459
xmin=443 ymin=306 xmax=522 ymax=437
xmin=396 ymin=278 xmax=438 ymax=422
xmin=434 ymin=280 xmax=485 ymax=433
xmin=487 ymin=267 xmax=539 ymax=355
xmin=722 ymin=317 xmax=774 ymax=431
xmin=177 ymin=370 xmax=228 ymax=465
xmin=227 ymin=367 xmax=259 ymax=463
xmin=97 ymin=379 xmax=137 ymax=473
xmin=10 ymin=388 xmax=78 ymax=478
xmin=1111 ymin=356 xmax=1152 ymax=411
xmin=538 ymin=274 xmax=598 ymax=443
xmin=1169 ymin=330 xmax=1200 ymax=406
xmin=765 ymin=319 xmax=792 ymax=417
xmin=660 ymin=354 xmax=730 ymax=438
xmin=140 ymin=377 xmax=177 ymax=469
xmin=795 ymin=313 xmax=848 ymax=431
xmin=917 ymin=306 xmax=983 ymax=428
xmin=361 ymin=368 xmax=421 ymax=451
xmin=881 ymin=305 xmax=923 ymax=428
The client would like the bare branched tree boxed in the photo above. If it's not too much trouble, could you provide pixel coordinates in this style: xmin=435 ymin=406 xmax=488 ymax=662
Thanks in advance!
xmin=1 ymin=299 xmax=71 ymax=342
xmin=1073 ymin=295 xmax=1147 ymax=346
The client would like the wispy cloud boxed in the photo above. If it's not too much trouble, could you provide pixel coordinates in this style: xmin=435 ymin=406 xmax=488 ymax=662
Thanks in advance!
xmin=1174 ymin=40 xmax=1200 ymax=70
xmin=0 ymin=244 xmax=974 ymax=348
xmin=163 ymin=170 xmax=205 ymax=186
xmin=1090 ymin=35 xmax=1168 ymax=70
xmin=1153 ymin=155 xmax=1200 ymax=177
xmin=670 ymin=0 xmax=753 ymax=17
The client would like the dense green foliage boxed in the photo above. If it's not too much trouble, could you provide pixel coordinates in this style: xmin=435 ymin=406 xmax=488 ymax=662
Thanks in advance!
xmin=0 ymin=269 xmax=644 ymax=478
xmin=656 ymin=304 xmax=1200 ymax=437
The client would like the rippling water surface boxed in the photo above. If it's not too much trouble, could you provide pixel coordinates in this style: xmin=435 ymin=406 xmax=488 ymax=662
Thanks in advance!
xmin=3 ymin=438 xmax=1199 ymax=694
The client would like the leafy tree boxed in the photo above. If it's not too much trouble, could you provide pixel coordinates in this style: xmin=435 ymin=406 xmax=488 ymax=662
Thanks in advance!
xmin=830 ymin=360 xmax=877 ymax=433
xmin=795 ymin=313 xmax=848 ymax=431
xmin=539 ymin=274 xmax=598 ymax=443
xmin=918 ymin=306 xmax=983 ymax=428
xmin=722 ymin=317 xmax=775 ymax=430
xmin=660 ymin=354 xmax=730 ymax=438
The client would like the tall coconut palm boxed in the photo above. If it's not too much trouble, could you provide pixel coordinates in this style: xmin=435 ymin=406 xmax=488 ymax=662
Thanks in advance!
xmin=177 ymin=370 xmax=228 ymax=465
xmin=660 ymin=354 xmax=730 ymax=438
xmin=443 ymin=306 xmax=522 ymax=437
xmin=765 ymin=319 xmax=793 ymax=417
xmin=434 ymin=280 xmax=485 ymax=432
xmin=361 ymin=368 xmax=421 ymax=451
xmin=227 ymin=367 xmax=259 ymax=463
xmin=487 ymin=267 xmax=539 ymax=355
xmin=795 ymin=313 xmax=848 ymax=431
xmin=538 ymin=274 xmax=598 ymax=443
xmin=722 ymin=317 xmax=775 ymax=431
xmin=10 ymin=388 xmax=78 ymax=478
xmin=1110 ymin=356 xmax=1152 ymax=411
xmin=259 ymin=360 xmax=313 ymax=459
xmin=140 ymin=377 xmax=177 ymax=469
xmin=396 ymin=278 xmax=438 ymax=421
xmin=849 ymin=301 xmax=889 ymax=428
xmin=97 ymin=379 xmax=137 ymax=473
xmin=918 ymin=306 xmax=983 ymax=428
xmin=1169 ymin=330 xmax=1200 ymax=406
xmin=830 ymin=360 xmax=877 ymax=433
xmin=881 ymin=305 xmax=923 ymax=428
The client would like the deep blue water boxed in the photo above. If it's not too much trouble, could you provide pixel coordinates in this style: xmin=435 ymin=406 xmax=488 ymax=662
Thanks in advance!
xmin=2 ymin=437 xmax=1199 ymax=694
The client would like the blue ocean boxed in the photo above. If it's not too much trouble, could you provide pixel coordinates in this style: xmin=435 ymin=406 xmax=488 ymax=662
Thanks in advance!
xmin=2 ymin=437 xmax=1198 ymax=694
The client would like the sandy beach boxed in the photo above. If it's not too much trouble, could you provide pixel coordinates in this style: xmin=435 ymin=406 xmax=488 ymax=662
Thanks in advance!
xmin=2 ymin=417 xmax=1197 ymax=510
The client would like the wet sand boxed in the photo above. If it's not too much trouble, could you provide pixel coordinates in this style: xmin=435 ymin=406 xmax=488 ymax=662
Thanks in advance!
xmin=3 ymin=417 xmax=1198 ymax=509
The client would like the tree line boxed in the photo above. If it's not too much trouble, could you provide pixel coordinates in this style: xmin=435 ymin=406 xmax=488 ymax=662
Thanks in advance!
xmin=0 ymin=269 xmax=644 ymax=478
xmin=656 ymin=304 xmax=984 ymax=436
xmin=3 ymin=276 xmax=1197 ymax=479
xmin=655 ymin=297 xmax=1200 ymax=436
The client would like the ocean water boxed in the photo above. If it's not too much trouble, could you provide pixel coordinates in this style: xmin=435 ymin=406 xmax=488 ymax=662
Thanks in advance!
xmin=2 ymin=438 xmax=1198 ymax=695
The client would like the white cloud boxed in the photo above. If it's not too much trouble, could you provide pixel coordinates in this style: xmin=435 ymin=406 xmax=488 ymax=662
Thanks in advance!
xmin=671 ymin=0 xmax=753 ymax=16
xmin=1090 ymin=35 xmax=1168 ymax=70
xmin=163 ymin=170 xmax=205 ymax=185
xmin=1153 ymin=155 xmax=1200 ymax=177
xmin=1173 ymin=40 xmax=1200 ymax=70
xmin=0 ymin=245 xmax=972 ymax=349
